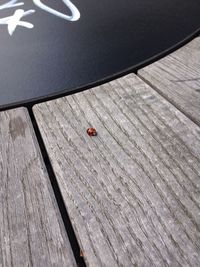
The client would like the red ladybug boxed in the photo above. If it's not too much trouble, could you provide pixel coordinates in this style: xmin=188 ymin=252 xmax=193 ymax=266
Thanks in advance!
xmin=87 ymin=128 xmax=97 ymax=136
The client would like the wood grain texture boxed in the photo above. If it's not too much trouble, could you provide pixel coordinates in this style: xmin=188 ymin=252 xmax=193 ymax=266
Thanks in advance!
xmin=34 ymin=74 xmax=200 ymax=267
xmin=0 ymin=108 xmax=76 ymax=267
xmin=138 ymin=37 xmax=200 ymax=126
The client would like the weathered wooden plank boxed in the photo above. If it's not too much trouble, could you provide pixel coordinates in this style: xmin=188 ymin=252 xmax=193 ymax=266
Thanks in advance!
xmin=0 ymin=108 xmax=76 ymax=267
xmin=34 ymin=74 xmax=200 ymax=267
xmin=138 ymin=37 xmax=200 ymax=126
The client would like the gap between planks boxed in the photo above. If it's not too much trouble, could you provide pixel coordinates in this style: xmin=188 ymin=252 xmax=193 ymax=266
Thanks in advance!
xmin=33 ymin=73 xmax=200 ymax=267
xmin=138 ymin=37 xmax=200 ymax=127
xmin=0 ymin=108 xmax=77 ymax=267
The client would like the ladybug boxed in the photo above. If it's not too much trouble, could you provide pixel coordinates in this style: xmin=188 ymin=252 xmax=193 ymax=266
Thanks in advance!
xmin=87 ymin=128 xmax=97 ymax=136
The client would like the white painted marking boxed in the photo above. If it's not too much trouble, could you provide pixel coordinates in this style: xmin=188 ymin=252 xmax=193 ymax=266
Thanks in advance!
xmin=0 ymin=9 xmax=35 ymax=35
xmin=0 ymin=0 xmax=24 ymax=10
xmin=0 ymin=0 xmax=80 ymax=36
xmin=32 ymin=0 xmax=80 ymax=21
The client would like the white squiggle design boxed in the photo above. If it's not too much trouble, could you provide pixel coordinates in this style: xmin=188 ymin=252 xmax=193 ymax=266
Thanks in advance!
xmin=32 ymin=0 xmax=80 ymax=21
xmin=0 ymin=8 xmax=35 ymax=35
xmin=0 ymin=0 xmax=80 ymax=36
xmin=0 ymin=0 xmax=24 ymax=10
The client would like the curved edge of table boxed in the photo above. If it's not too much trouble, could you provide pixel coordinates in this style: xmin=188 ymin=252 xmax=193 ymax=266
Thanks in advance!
xmin=0 ymin=36 xmax=200 ymax=267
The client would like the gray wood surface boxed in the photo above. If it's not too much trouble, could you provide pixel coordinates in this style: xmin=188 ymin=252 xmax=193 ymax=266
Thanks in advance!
xmin=0 ymin=108 xmax=76 ymax=267
xmin=34 ymin=74 xmax=200 ymax=267
xmin=138 ymin=37 xmax=200 ymax=126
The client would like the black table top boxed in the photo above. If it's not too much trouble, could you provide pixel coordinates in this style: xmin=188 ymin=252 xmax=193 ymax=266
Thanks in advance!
xmin=0 ymin=0 xmax=200 ymax=110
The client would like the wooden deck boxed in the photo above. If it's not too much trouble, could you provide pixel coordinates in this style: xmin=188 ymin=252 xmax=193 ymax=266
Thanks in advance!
xmin=1 ymin=38 xmax=200 ymax=266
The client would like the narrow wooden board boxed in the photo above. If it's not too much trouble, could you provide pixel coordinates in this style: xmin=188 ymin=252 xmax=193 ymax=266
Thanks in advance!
xmin=0 ymin=108 xmax=76 ymax=267
xmin=138 ymin=37 xmax=200 ymax=126
xmin=34 ymin=74 xmax=200 ymax=267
